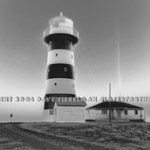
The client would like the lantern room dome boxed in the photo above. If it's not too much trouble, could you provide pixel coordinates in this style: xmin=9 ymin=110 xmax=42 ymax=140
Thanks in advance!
xmin=49 ymin=12 xmax=73 ymax=28
xmin=43 ymin=12 xmax=79 ymax=45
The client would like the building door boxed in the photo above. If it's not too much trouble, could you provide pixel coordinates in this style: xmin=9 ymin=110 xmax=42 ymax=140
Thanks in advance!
xmin=117 ymin=110 xmax=121 ymax=119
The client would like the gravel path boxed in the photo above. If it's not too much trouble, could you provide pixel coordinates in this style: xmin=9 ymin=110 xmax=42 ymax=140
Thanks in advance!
xmin=0 ymin=123 xmax=106 ymax=150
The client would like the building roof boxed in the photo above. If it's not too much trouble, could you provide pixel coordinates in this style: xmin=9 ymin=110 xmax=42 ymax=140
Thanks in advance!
xmin=87 ymin=101 xmax=143 ymax=110
xmin=55 ymin=98 xmax=86 ymax=106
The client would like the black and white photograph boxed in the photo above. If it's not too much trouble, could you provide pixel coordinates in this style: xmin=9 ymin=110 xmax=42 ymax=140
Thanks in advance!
xmin=0 ymin=0 xmax=150 ymax=149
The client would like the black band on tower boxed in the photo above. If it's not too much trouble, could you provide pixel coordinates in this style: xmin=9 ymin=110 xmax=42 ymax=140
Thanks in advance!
xmin=44 ymin=33 xmax=78 ymax=46
xmin=47 ymin=64 xmax=74 ymax=79
xmin=51 ymin=40 xmax=72 ymax=50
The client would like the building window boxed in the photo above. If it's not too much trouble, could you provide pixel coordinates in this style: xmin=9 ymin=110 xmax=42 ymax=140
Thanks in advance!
xmin=102 ymin=110 xmax=107 ymax=114
xmin=55 ymin=53 xmax=58 ymax=56
xmin=135 ymin=110 xmax=138 ymax=115
xmin=54 ymin=83 xmax=57 ymax=86
xmin=125 ymin=110 xmax=128 ymax=115
xmin=49 ymin=109 xmax=54 ymax=115
xmin=64 ymin=67 xmax=67 ymax=72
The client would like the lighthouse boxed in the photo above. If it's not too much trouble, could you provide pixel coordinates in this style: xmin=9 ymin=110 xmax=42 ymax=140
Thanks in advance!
xmin=43 ymin=13 xmax=80 ymax=121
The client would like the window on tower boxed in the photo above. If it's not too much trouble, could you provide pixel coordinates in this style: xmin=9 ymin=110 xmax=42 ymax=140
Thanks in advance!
xmin=64 ymin=67 xmax=67 ymax=72
xmin=54 ymin=83 xmax=57 ymax=86
xmin=55 ymin=53 xmax=58 ymax=56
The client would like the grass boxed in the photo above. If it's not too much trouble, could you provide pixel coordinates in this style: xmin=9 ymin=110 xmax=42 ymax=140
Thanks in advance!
xmin=19 ymin=122 xmax=150 ymax=150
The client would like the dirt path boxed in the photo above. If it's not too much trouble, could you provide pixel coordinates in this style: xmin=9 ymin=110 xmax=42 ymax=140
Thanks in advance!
xmin=0 ymin=123 xmax=106 ymax=150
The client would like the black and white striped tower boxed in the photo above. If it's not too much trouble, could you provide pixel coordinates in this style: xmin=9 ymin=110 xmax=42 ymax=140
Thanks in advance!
xmin=43 ymin=13 xmax=79 ymax=112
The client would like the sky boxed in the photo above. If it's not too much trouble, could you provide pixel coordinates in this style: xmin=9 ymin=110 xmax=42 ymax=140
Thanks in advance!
xmin=0 ymin=0 xmax=150 ymax=121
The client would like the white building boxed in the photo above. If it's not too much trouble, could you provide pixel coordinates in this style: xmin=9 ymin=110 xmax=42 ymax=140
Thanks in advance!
xmin=44 ymin=97 xmax=86 ymax=122
xmin=86 ymin=101 xmax=145 ymax=122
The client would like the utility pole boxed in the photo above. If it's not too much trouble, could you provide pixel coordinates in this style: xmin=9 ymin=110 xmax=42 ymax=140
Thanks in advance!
xmin=109 ymin=83 xmax=112 ymax=126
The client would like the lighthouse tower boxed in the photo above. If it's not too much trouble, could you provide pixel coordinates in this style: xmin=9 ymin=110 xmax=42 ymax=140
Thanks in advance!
xmin=43 ymin=13 xmax=79 ymax=120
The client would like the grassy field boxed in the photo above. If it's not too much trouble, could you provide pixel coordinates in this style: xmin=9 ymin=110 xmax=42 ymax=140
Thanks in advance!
xmin=20 ymin=122 xmax=150 ymax=150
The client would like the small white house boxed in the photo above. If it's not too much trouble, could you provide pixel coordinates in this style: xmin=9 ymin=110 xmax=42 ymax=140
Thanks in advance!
xmin=54 ymin=100 xmax=86 ymax=122
xmin=45 ymin=97 xmax=86 ymax=122
xmin=86 ymin=101 xmax=145 ymax=122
